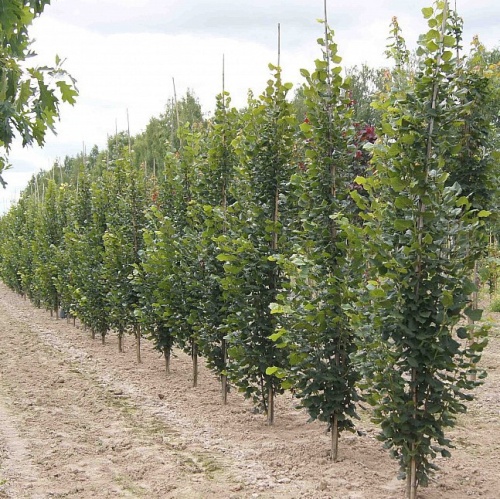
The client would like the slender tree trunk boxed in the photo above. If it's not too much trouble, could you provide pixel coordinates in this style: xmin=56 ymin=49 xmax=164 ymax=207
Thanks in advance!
xmin=330 ymin=413 xmax=339 ymax=461
xmin=267 ymin=386 xmax=274 ymax=425
xmin=91 ymin=329 xmax=96 ymax=340
xmin=136 ymin=325 xmax=142 ymax=364
xmin=164 ymin=346 xmax=171 ymax=374
xmin=468 ymin=261 xmax=480 ymax=381
xmin=407 ymin=367 xmax=418 ymax=498
xmin=192 ymin=338 xmax=198 ymax=387
xmin=118 ymin=332 xmax=124 ymax=353
xmin=101 ymin=332 xmax=105 ymax=345
xmin=221 ymin=338 xmax=228 ymax=404
xmin=407 ymin=448 xmax=417 ymax=499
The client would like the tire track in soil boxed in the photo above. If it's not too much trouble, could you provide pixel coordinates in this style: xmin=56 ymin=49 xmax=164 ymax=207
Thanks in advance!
xmin=0 ymin=294 xmax=244 ymax=498
xmin=0 ymin=391 xmax=39 ymax=497
xmin=1 ymin=281 xmax=500 ymax=499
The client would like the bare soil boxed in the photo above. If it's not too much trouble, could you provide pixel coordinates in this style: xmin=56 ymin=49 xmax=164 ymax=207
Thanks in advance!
xmin=0 ymin=282 xmax=499 ymax=498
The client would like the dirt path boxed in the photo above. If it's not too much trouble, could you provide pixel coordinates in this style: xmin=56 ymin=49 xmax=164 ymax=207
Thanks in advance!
xmin=0 ymin=282 xmax=499 ymax=498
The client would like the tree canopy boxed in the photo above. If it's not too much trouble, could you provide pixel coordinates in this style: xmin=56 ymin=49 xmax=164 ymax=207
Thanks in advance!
xmin=0 ymin=0 xmax=77 ymax=186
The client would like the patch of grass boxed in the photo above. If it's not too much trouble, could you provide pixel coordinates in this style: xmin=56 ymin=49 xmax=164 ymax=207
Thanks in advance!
xmin=179 ymin=454 xmax=222 ymax=479
xmin=199 ymin=455 xmax=222 ymax=477
xmin=489 ymin=296 xmax=500 ymax=312
xmin=114 ymin=474 xmax=148 ymax=496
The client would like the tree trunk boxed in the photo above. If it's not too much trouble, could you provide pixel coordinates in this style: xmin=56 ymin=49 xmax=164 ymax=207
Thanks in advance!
xmin=101 ymin=332 xmax=105 ymax=345
xmin=136 ymin=326 xmax=142 ymax=364
xmin=407 ymin=368 xmax=418 ymax=498
xmin=407 ymin=451 xmax=417 ymax=499
xmin=267 ymin=386 xmax=274 ymax=425
xmin=468 ymin=261 xmax=480 ymax=382
xmin=91 ymin=329 xmax=95 ymax=340
xmin=330 ymin=413 xmax=339 ymax=461
xmin=164 ymin=346 xmax=170 ymax=374
xmin=118 ymin=333 xmax=123 ymax=353
xmin=192 ymin=338 xmax=198 ymax=387
xmin=221 ymin=338 xmax=228 ymax=405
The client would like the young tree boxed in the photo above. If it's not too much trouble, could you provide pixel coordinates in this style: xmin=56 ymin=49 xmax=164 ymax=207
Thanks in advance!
xmin=270 ymin=23 xmax=361 ymax=460
xmin=102 ymin=149 xmax=147 ymax=358
xmin=354 ymin=4 xmax=490 ymax=496
xmin=32 ymin=179 xmax=67 ymax=316
xmin=218 ymin=66 xmax=297 ymax=423
xmin=63 ymin=170 xmax=110 ymax=338
xmin=194 ymin=91 xmax=239 ymax=402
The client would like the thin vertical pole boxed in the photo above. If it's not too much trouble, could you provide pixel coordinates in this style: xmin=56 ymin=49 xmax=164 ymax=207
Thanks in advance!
xmin=277 ymin=23 xmax=281 ymax=68
xmin=127 ymin=108 xmax=131 ymax=156
xmin=172 ymin=77 xmax=181 ymax=148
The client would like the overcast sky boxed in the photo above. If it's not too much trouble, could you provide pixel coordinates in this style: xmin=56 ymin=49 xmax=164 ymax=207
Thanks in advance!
xmin=2 ymin=0 xmax=499 ymax=211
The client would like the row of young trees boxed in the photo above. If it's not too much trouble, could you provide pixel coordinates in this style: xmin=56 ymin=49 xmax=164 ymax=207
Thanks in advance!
xmin=1 ymin=2 xmax=499 ymax=497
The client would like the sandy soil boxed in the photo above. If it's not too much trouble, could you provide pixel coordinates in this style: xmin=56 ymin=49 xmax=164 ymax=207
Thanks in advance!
xmin=0 ymin=281 xmax=499 ymax=499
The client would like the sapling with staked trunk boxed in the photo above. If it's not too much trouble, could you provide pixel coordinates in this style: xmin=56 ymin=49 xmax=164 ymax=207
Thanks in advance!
xmin=352 ymin=3 xmax=490 ymax=497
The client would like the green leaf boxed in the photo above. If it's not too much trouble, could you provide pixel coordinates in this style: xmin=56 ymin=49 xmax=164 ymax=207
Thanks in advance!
xmin=56 ymin=81 xmax=78 ymax=105
xmin=443 ymin=35 xmax=456 ymax=47
xmin=266 ymin=366 xmax=279 ymax=375
xmin=269 ymin=328 xmax=286 ymax=341
xmin=442 ymin=290 xmax=453 ymax=308
xmin=407 ymin=357 xmax=419 ymax=368
xmin=442 ymin=50 xmax=453 ymax=62
xmin=422 ymin=7 xmax=434 ymax=18
xmin=423 ymin=233 xmax=433 ymax=244
xmin=394 ymin=219 xmax=413 ymax=231
xmin=464 ymin=308 xmax=483 ymax=322
xmin=477 ymin=210 xmax=491 ymax=218
xmin=381 ymin=122 xmax=394 ymax=136
xmin=388 ymin=177 xmax=406 ymax=192
xmin=216 ymin=253 xmax=237 ymax=262
xmin=369 ymin=288 xmax=386 ymax=299
xmin=269 ymin=302 xmax=286 ymax=315
xmin=400 ymin=134 xmax=415 ymax=145
xmin=426 ymin=40 xmax=439 ymax=52
xmin=300 ymin=122 xmax=312 ymax=133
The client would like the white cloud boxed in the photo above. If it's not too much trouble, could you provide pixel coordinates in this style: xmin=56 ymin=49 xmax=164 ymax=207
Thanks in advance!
xmin=2 ymin=0 xmax=499 ymax=213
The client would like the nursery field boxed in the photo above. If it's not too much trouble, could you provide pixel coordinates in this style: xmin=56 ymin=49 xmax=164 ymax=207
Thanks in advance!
xmin=0 ymin=281 xmax=499 ymax=499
